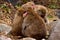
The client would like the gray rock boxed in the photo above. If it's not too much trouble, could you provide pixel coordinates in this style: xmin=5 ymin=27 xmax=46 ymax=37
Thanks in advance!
xmin=48 ymin=20 xmax=60 ymax=40
xmin=0 ymin=35 xmax=11 ymax=40
xmin=0 ymin=24 xmax=12 ymax=35
xmin=55 ymin=9 xmax=60 ymax=18
xmin=20 ymin=37 xmax=36 ymax=40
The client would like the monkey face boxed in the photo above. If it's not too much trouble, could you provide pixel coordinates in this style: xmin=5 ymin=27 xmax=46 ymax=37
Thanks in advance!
xmin=46 ymin=9 xmax=59 ymax=24
xmin=34 ymin=5 xmax=48 ymax=23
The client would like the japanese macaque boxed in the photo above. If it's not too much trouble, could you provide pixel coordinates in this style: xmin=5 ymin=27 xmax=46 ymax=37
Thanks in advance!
xmin=34 ymin=5 xmax=48 ymax=23
xmin=21 ymin=2 xmax=53 ymax=38
xmin=34 ymin=5 xmax=59 ymax=34
xmin=22 ymin=2 xmax=59 ymax=24
xmin=10 ymin=7 xmax=25 ymax=36
xmin=33 ymin=5 xmax=59 ymax=35
xmin=36 ymin=5 xmax=59 ymax=24
xmin=21 ymin=2 xmax=51 ymax=37
xmin=22 ymin=7 xmax=47 ymax=39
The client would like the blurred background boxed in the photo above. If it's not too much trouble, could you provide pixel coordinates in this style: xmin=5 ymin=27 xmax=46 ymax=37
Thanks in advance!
xmin=0 ymin=0 xmax=60 ymax=9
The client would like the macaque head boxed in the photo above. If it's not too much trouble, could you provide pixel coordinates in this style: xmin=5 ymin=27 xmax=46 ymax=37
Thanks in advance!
xmin=22 ymin=1 xmax=36 ymax=10
xmin=34 ymin=5 xmax=59 ymax=24
xmin=34 ymin=5 xmax=48 ymax=23
xmin=21 ymin=2 xmax=35 ymax=18
xmin=46 ymin=9 xmax=59 ymax=24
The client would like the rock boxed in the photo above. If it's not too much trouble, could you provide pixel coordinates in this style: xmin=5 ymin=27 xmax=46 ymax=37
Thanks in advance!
xmin=55 ymin=9 xmax=60 ymax=19
xmin=48 ymin=20 xmax=60 ymax=40
xmin=20 ymin=37 xmax=36 ymax=40
xmin=22 ymin=7 xmax=47 ymax=39
xmin=0 ymin=35 xmax=12 ymax=40
xmin=0 ymin=24 xmax=12 ymax=35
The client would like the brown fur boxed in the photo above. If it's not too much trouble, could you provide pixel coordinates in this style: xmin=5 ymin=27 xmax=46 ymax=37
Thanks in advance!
xmin=22 ymin=7 xmax=47 ymax=39
xmin=34 ymin=5 xmax=48 ymax=23
xmin=10 ymin=8 xmax=25 ymax=36
xmin=22 ymin=3 xmax=50 ymax=38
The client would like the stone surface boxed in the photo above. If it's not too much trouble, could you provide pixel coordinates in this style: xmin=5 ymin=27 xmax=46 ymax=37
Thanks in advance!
xmin=0 ymin=24 xmax=12 ymax=35
xmin=0 ymin=35 xmax=11 ymax=40
xmin=48 ymin=20 xmax=60 ymax=40
xmin=20 ymin=37 xmax=36 ymax=40
xmin=55 ymin=9 xmax=60 ymax=18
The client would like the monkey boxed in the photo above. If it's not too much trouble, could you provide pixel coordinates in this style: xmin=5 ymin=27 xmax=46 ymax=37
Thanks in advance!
xmin=21 ymin=2 xmax=52 ymax=38
xmin=34 ymin=5 xmax=59 ymax=34
xmin=21 ymin=3 xmax=51 ymax=38
xmin=34 ymin=5 xmax=59 ymax=36
xmin=34 ymin=5 xmax=48 ymax=23
xmin=35 ymin=5 xmax=59 ymax=24
xmin=22 ymin=2 xmax=59 ymax=24
xmin=22 ymin=7 xmax=47 ymax=39
xmin=10 ymin=7 xmax=25 ymax=36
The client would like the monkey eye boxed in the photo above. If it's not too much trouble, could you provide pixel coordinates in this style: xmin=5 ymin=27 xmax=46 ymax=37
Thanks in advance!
xmin=53 ymin=20 xmax=57 ymax=21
